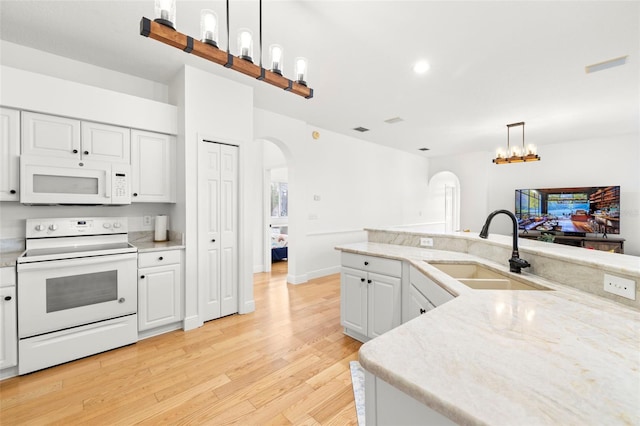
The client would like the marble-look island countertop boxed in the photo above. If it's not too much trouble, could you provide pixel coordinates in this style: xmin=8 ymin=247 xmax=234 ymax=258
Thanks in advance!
xmin=337 ymin=242 xmax=640 ymax=425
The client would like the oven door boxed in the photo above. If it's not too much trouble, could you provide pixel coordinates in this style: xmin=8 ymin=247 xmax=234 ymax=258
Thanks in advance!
xmin=17 ymin=253 xmax=137 ymax=338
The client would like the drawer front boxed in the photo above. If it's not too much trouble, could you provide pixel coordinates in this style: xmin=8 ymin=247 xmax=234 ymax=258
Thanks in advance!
xmin=341 ymin=252 xmax=401 ymax=278
xmin=138 ymin=250 xmax=181 ymax=268
xmin=1 ymin=266 xmax=16 ymax=288
xmin=409 ymin=266 xmax=454 ymax=307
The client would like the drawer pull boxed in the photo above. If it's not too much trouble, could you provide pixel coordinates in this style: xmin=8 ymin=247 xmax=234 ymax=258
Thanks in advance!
xmin=4 ymin=296 xmax=11 ymax=301
xmin=140 ymin=275 xmax=145 ymax=279
xmin=9 ymin=189 xmax=16 ymax=194
xmin=212 ymin=239 xmax=216 ymax=242
xmin=420 ymin=308 xmax=426 ymax=314
xmin=364 ymin=261 xmax=369 ymax=266
xmin=158 ymin=256 xmax=164 ymax=261
xmin=360 ymin=278 xmax=365 ymax=282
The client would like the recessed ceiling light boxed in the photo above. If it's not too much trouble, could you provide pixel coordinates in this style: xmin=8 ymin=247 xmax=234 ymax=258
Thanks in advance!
xmin=413 ymin=60 xmax=430 ymax=74
xmin=418 ymin=147 xmax=430 ymax=151
xmin=353 ymin=126 xmax=370 ymax=132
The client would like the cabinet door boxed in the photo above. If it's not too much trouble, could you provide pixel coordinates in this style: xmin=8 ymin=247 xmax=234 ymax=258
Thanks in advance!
xmin=368 ymin=272 xmax=401 ymax=338
xmin=81 ymin=121 xmax=130 ymax=163
xmin=0 ymin=286 xmax=18 ymax=369
xmin=131 ymin=130 xmax=175 ymax=202
xmin=410 ymin=266 xmax=454 ymax=307
xmin=22 ymin=112 xmax=81 ymax=158
xmin=406 ymin=284 xmax=435 ymax=323
xmin=340 ymin=267 xmax=368 ymax=336
xmin=0 ymin=107 xmax=20 ymax=201
xmin=138 ymin=264 xmax=181 ymax=331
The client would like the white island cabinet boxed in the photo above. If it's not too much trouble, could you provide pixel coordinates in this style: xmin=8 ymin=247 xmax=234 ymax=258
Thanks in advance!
xmin=340 ymin=252 xmax=402 ymax=342
xmin=404 ymin=265 xmax=455 ymax=322
xmin=138 ymin=250 xmax=182 ymax=336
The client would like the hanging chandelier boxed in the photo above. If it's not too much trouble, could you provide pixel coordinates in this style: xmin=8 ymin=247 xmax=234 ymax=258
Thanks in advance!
xmin=492 ymin=122 xmax=540 ymax=164
xmin=140 ymin=0 xmax=313 ymax=99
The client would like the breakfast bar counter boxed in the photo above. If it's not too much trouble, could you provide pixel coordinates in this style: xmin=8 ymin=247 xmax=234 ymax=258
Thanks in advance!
xmin=337 ymin=240 xmax=640 ymax=425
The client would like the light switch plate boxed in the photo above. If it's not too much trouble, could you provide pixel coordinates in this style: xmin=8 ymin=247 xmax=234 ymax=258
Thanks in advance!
xmin=603 ymin=273 xmax=636 ymax=300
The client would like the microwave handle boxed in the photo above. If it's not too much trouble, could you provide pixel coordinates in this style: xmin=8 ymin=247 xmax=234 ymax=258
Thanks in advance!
xmin=105 ymin=171 xmax=111 ymax=199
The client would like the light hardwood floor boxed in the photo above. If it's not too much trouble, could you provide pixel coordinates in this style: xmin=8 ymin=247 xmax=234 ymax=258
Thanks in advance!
xmin=0 ymin=262 xmax=362 ymax=425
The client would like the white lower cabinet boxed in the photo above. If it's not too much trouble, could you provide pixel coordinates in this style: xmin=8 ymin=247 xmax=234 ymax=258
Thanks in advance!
xmin=138 ymin=250 xmax=182 ymax=332
xmin=340 ymin=253 xmax=401 ymax=342
xmin=0 ymin=267 xmax=17 ymax=372
xmin=404 ymin=265 xmax=455 ymax=323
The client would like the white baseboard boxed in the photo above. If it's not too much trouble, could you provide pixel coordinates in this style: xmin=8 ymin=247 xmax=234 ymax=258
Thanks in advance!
xmin=183 ymin=315 xmax=203 ymax=331
xmin=240 ymin=299 xmax=256 ymax=314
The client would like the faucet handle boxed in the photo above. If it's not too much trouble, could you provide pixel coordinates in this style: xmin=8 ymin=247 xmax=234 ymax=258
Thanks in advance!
xmin=509 ymin=257 xmax=531 ymax=273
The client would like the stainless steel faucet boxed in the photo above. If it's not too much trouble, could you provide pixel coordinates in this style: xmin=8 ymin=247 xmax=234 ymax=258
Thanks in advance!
xmin=479 ymin=209 xmax=531 ymax=273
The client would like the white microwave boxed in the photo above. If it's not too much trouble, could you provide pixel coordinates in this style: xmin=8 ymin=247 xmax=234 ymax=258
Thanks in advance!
xmin=20 ymin=155 xmax=131 ymax=205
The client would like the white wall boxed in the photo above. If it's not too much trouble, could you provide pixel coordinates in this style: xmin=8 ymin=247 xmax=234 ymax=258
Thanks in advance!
xmin=170 ymin=65 xmax=255 ymax=329
xmin=255 ymin=108 xmax=431 ymax=283
xmin=0 ymin=40 xmax=169 ymax=103
xmin=429 ymin=133 xmax=640 ymax=255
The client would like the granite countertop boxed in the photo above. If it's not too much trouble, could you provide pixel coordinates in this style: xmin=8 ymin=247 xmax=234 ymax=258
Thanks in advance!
xmin=133 ymin=240 xmax=185 ymax=253
xmin=337 ymin=242 xmax=640 ymax=425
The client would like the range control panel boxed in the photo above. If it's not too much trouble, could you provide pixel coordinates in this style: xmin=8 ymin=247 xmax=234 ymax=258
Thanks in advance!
xmin=25 ymin=217 xmax=128 ymax=238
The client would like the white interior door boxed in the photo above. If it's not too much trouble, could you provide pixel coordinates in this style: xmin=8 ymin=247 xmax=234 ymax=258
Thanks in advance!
xmin=199 ymin=140 xmax=238 ymax=322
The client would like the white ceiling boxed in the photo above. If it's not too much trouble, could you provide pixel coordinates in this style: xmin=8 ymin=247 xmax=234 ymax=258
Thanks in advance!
xmin=1 ymin=1 xmax=638 ymax=158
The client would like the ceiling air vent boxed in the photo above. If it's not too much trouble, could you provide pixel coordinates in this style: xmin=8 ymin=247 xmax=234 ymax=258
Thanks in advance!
xmin=418 ymin=148 xmax=430 ymax=151
xmin=585 ymin=56 xmax=628 ymax=74
xmin=384 ymin=117 xmax=404 ymax=124
xmin=353 ymin=126 xmax=370 ymax=132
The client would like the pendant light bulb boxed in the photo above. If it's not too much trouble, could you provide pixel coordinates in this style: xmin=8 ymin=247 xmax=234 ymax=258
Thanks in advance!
xmin=238 ymin=28 xmax=254 ymax=62
xmin=154 ymin=0 xmax=176 ymax=29
xmin=295 ymin=57 xmax=308 ymax=86
xmin=200 ymin=9 xmax=218 ymax=47
xmin=270 ymin=44 xmax=284 ymax=75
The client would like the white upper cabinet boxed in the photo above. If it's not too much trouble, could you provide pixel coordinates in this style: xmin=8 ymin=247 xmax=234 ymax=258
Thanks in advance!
xmin=22 ymin=112 xmax=81 ymax=159
xmin=81 ymin=121 xmax=130 ymax=164
xmin=131 ymin=129 xmax=175 ymax=203
xmin=0 ymin=107 xmax=21 ymax=201
xmin=22 ymin=112 xmax=130 ymax=164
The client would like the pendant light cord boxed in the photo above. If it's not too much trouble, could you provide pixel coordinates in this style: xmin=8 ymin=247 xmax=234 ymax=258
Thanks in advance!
xmin=259 ymin=0 xmax=263 ymax=67
xmin=226 ymin=0 xmax=230 ymax=54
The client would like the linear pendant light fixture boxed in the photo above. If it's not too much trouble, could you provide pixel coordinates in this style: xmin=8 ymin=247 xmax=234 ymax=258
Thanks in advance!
xmin=493 ymin=122 xmax=540 ymax=164
xmin=140 ymin=0 xmax=313 ymax=99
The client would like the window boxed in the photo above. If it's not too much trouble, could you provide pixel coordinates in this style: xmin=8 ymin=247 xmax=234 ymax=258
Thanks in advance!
xmin=271 ymin=182 xmax=288 ymax=218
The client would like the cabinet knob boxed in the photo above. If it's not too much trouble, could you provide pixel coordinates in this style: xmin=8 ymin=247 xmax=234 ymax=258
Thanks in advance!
xmin=72 ymin=149 xmax=78 ymax=154
xmin=133 ymin=193 xmax=138 ymax=197
xmin=158 ymin=256 xmax=164 ymax=261
xmin=4 ymin=296 xmax=11 ymax=301
xmin=140 ymin=275 xmax=145 ymax=279
xmin=367 ymin=279 xmax=372 ymax=284
xmin=9 ymin=189 xmax=16 ymax=194
xmin=360 ymin=278 xmax=365 ymax=282
xmin=420 ymin=308 xmax=426 ymax=314
xmin=364 ymin=261 xmax=369 ymax=266
xmin=211 ymin=239 xmax=216 ymax=242
xmin=84 ymin=151 xmax=89 ymax=155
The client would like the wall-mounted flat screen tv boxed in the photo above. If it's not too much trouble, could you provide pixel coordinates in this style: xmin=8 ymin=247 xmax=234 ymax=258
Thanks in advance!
xmin=515 ymin=186 xmax=620 ymax=235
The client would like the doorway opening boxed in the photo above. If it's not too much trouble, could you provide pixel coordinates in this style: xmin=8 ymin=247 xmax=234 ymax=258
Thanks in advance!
xmin=263 ymin=140 xmax=289 ymax=274
xmin=427 ymin=171 xmax=461 ymax=233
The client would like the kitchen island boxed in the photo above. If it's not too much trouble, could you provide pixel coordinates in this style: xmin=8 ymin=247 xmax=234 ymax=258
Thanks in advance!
xmin=337 ymin=235 xmax=640 ymax=425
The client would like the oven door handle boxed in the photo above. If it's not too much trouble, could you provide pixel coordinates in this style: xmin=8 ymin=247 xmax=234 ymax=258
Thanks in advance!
xmin=17 ymin=252 xmax=137 ymax=272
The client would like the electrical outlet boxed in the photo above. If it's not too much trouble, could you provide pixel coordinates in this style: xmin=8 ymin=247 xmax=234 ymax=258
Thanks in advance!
xmin=143 ymin=216 xmax=152 ymax=226
xmin=603 ymin=273 xmax=636 ymax=300
xmin=420 ymin=237 xmax=434 ymax=247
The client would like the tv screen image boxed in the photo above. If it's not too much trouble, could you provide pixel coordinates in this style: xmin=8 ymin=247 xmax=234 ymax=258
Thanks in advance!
xmin=515 ymin=186 xmax=620 ymax=235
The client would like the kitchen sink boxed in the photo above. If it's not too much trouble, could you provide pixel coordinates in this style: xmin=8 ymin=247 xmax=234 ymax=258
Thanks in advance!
xmin=428 ymin=262 xmax=553 ymax=291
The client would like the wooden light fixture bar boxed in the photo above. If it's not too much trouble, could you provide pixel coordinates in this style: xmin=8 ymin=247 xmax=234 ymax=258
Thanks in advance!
xmin=140 ymin=17 xmax=313 ymax=99
xmin=492 ymin=121 xmax=540 ymax=164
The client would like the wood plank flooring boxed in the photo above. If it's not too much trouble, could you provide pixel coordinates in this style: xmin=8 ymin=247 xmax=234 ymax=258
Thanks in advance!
xmin=0 ymin=262 xmax=362 ymax=425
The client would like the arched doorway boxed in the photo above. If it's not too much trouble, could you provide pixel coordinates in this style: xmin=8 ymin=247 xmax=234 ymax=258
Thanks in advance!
xmin=427 ymin=171 xmax=461 ymax=233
